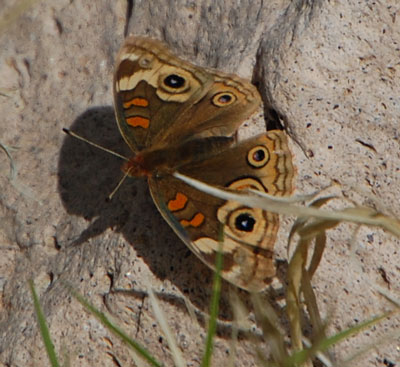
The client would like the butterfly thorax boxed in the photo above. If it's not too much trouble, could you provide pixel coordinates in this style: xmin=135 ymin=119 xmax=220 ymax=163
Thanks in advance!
xmin=122 ymin=136 xmax=235 ymax=177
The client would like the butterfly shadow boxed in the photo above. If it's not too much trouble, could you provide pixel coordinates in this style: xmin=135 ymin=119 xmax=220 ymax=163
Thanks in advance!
xmin=58 ymin=106 xmax=234 ymax=314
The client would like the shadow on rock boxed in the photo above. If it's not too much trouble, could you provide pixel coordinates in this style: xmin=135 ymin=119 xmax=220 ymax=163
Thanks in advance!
xmin=58 ymin=106 xmax=224 ymax=314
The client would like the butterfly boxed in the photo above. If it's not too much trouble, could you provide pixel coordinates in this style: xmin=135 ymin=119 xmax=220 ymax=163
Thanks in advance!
xmin=112 ymin=36 xmax=294 ymax=292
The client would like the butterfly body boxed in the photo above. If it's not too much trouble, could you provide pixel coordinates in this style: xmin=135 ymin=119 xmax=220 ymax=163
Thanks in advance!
xmin=122 ymin=135 xmax=235 ymax=177
xmin=113 ymin=36 xmax=294 ymax=292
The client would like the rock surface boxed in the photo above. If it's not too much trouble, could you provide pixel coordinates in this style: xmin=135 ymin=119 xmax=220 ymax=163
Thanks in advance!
xmin=0 ymin=0 xmax=399 ymax=366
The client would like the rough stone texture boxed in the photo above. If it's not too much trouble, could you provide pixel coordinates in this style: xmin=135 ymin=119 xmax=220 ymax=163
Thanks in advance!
xmin=0 ymin=0 xmax=399 ymax=366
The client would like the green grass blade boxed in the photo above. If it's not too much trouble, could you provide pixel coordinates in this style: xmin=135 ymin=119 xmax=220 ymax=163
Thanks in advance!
xmin=316 ymin=312 xmax=392 ymax=351
xmin=29 ymin=279 xmax=60 ymax=367
xmin=68 ymin=286 xmax=162 ymax=367
xmin=285 ymin=312 xmax=393 ymax=365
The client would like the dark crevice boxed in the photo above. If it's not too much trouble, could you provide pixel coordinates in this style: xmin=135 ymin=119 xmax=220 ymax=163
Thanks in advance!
xmin=265 ymin=108 xmax=284 ymax=131
xmin=124 ymin=0 xmax=134 ymax=37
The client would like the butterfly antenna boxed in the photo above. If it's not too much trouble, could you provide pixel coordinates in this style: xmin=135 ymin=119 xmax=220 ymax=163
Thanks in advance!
xmin=107 ymin=167 xmax=132 ymax=201
xmin=62 ymin=128 xmax=129 ymax=161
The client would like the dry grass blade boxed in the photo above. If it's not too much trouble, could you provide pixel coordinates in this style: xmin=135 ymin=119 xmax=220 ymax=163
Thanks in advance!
xmin=372 ymin=285 xmax=400 ymax=307
xmin=285 ymin=205 xmax=399 ymax=365
xmin=0 ymin=142 xmax=17 ymax=180
xmin=286 ymin=235 xmax=309 ymax=354
xmin=1 ymin=142 xmax=43 ymax=202
xmin=251 ymin=293 xmax=289 ymax=364
xmin=173 ymin=173 xmax=400 ymax=236
xmin=287 ymin=196 xmax=335 ymax=256
xmin=148 ymin=288 xmax=185 ymax=367
xmin=285 ymin=198 xmax=342 ymax=363
xmin=301 ymin=271 xmax=324 ymax=341
xmin=175 ymin=172 xmax=400 ymax=365
xmin=228 ymin=291 xmax=252 ymax=367
xmin=307 ymin=230 xmax=327 ymax=279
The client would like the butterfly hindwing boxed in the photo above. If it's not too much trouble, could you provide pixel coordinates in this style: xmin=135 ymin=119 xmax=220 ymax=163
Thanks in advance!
xmin=148 ymin=131 xmax=294 ymax=291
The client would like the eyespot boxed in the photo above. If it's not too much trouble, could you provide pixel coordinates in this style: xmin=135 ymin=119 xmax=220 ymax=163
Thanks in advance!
xmin=247 ymin=145 xmax=270 ymax=168
xmin=159 ymin=73 xmax=189 ymax=93
xmin=139 ymin=56 xmax=153 ymax=68
xmin=234 ymin=212 xmax=256 ymax=232
xmin=164 ymin=74 xmax=186 ymax=88
xmin=226 ymin=207 xmax=261 ymax=238
xmin=212 ymin=91 xmax=237 ymax=107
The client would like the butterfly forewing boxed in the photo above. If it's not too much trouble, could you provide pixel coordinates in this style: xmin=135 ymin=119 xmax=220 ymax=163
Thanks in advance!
xmin=113 ymin=37 xmax=213 ymax=152
xmin=113 ymin=36 xmax=261 ymax=154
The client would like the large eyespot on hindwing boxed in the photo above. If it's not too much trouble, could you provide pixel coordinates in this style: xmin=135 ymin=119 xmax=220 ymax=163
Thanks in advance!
xmin=233 ymin=211 xmax=256 ymax=232
xmin=217 ymin=178 xmax=279 ymax=248
xmin=247 ymin=145 xmax=270 ymax=168
xmin=223 ymin=205 xmax=265 ymax=243
xmin=190 ymin=176 xmax=279 ymax=291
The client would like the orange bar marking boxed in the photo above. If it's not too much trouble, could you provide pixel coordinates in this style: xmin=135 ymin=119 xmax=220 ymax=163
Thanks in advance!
xmin=123 ymin=97 xmax=149 ymax=108
xmin=168 ymin=192 xmax=188 ymax=212
xmin=126 ymin=116 xmax=150 ymax=128
xmin=180 ymin=213 xmax=205 ymax=228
